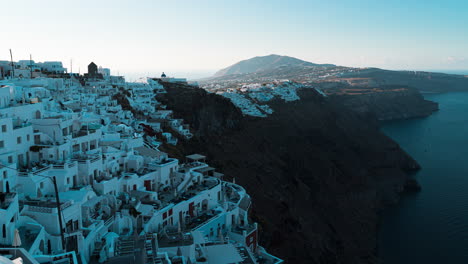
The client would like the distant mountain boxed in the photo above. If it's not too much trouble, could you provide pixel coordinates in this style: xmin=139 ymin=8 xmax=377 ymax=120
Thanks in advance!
xmin=214 ymin=54 xmax=335 ymax=77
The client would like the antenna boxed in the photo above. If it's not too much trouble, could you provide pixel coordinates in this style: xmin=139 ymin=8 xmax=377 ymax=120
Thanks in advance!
xmin=9 ymin=49 xmax=15 ymax=79
xmin=70 ymin=59 xmax=73 ymax=75
xmin=30 ymin=54 xmax=33 ymax=79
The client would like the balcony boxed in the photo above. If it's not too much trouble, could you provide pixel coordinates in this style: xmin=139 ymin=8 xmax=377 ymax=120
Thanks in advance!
xmin=13 ymin=122 xmax=32 ymax=130
xmin=186 ymin=210 xmax=222 ymax=231
xmin=72 ymin=129 xmax=97 ymax=139
xmin=18 ymin=164 xmax=51 ymax=177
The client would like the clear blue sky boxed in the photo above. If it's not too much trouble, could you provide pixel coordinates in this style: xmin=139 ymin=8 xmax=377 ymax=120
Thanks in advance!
xmin=1 ymin=0 xmax=467 ymax=79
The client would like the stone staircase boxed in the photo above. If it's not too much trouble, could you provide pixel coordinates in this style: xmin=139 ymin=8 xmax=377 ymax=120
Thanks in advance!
xmin=117 ymin=237 xmax=135 ymax=256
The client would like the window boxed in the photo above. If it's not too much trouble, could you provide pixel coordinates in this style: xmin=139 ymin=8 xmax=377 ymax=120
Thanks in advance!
xmin=0 ymin=141 xmax=4 ymax=148
xmin=27 ymin=135 xmax=30 ymax=141
xmin=90 ymin=140 xmax=97 ymax=150
xmin=40 ymin=182 xmax=44 ymax=188
xmin=8 ymin=156 xmax=12 ymax=163
xmin=3 ymin=171 xmax=6 ymax=179
xmin=1 ymin=125 xmax=6 ymax=132
xmin=67 ymin=178 xmax=70 ymax=184
xmin=72 ymin=144 xmax=80 ymax=152
xmin=17 ymin=137 xmax=21 ymax=144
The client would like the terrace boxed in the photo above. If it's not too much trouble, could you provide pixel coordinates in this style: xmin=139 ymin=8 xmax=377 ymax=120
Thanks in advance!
xmin=19 ymin=160 xmax=76 ymax=176
xmin=18 ymin=225 xmax=41 ymax=251
xmin=18 ymin=164 xmax=51 ymax=177
xmin=185 ymin=210 xmax=222 ymax=231
xmin=71 ymin=154 xmax=101 ymax=164
xmin=231 ymin=223 xmax=256 ymax=236
xmin=158 ymin=232 xmax=193 ymax=248
xmin=158 ymin=177 xmax=220 ymax=206
xmin=72 ymin=125 xmax=100 ymax=139
xmin=13 ymin=121 xmax=32 ymax=130
xmin=179 ymin=161 xmax=207 ymax=173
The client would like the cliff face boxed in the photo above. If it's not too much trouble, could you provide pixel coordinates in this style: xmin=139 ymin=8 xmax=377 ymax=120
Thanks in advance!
xmin=327 ymin=85 xmax=439 ymax=121
xmin=158 ymin=83 xmax=420 ymax=263
xmin=342 ymin=69 xmax=468 ymax=93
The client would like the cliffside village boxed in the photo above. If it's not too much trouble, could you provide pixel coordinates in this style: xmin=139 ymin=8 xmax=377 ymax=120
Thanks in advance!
xmin=0 ymin=59 xmax=283 ymax=264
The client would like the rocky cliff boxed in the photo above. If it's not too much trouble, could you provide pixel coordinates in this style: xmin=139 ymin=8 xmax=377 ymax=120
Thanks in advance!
xmin=157 ymin=82 xmax=421 ymax=263
xmin=325 ymin=85 xmax=439 ymax=121
xmin=341 ymin=68 xmax=468 ymax=93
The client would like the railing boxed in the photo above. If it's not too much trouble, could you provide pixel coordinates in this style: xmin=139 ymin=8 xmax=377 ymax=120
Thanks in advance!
xmin=52 ymin=164 xmax=65 ymax=169
xmin=90 ymin=156 xmax=101 ymax=163
xmin=19 ymin=165 xmax=51 ymax=177
xmin=191 ymin=212 xmax=222 ymax=231
xmin=28 ymin=206 xmax=53 ymax=213
xmin=13 ymin=122 xmax=32 ymax=130
xmin=28 ymin=200 xmax=72 ymax=213
xmin=72 ymin=129 xmax=96 ymax=139
xmin=105 ymin=216 xmax=114 ymax=226
xmin=72 ymin=155 xmax=101 ymax=164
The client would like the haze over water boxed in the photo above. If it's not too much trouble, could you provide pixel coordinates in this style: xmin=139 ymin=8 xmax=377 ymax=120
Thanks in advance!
xmin=379 ymin=92 xmax=468 ymax=263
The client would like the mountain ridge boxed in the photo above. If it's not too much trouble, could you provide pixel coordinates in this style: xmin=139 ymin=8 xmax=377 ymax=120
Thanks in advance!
xmin=204 ymin=55 xmax=468 ymax=93
xmin=213 ymin=54 xmax=335 ymax=77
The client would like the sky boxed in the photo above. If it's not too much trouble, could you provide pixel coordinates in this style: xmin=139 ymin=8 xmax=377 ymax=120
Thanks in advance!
xmin=1 ymin=0 xmax=467 ymax=79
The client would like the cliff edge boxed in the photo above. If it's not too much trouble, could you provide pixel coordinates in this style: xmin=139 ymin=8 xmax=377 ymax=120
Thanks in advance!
xmin=157 ymin=82 xmax=421 ymax=263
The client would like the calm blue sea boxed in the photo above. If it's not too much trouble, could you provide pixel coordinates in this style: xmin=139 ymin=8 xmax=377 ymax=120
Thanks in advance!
xmin=379 ymin=92 xmax=468 ymax=263
xmin=428 ymin=70 xmax=468 ymax=75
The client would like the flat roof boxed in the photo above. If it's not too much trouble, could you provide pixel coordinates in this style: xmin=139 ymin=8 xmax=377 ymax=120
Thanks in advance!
xmin=205 ymin=244 xmax=243 ymax=264
xmin=186 ymin=154 xmax=206 ymax=161
xmin=134 ymin=146 xmax=167 ymax=158
xmin=195 ymin=166 xmax=215 ymax=173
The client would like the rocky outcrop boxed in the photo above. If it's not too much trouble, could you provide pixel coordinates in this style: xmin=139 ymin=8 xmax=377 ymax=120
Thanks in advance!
xmin=158 ymin=83 xmax=420 ymax=263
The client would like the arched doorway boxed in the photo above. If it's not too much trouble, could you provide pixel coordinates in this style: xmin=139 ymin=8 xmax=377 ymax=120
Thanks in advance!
xmin=5 ymin=181 xmax=9 ymax=193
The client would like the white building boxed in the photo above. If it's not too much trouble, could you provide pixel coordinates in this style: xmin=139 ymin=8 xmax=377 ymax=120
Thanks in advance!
xmin=0 ymin=67 xmax=282 ymax=264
